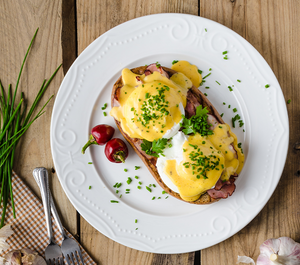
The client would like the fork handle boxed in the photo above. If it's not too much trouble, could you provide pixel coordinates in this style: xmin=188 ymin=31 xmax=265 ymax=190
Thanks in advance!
xmin=33 ymin=168 xmax=67 ymax=239
xmin=37 ymin=168 xmax=54 ymax=244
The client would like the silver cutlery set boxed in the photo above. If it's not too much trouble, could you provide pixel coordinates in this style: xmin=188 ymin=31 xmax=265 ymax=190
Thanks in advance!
xmin=33 ymin=167 xmax=84 ymax=265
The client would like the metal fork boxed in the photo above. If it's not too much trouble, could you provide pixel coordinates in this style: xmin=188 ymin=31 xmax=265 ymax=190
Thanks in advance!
xmin=36 ymin=167 xmax=64 ymax=265
xmin=33 ymin=168 xmax=85 ymax=265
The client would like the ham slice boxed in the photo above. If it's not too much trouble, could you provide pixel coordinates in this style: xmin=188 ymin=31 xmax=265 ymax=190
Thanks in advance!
xmin=207 ymin=182 xmax=236 ymax=199
xmin=207 ymin=175 xmax=237 ymax=199
xmin=146 ymin=63 xmax=169 ymax=78
xmin=207 ymin=114 xmax=219 ymax=130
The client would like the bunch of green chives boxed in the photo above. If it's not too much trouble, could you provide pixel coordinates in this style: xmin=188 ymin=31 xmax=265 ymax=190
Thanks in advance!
xmin=0 ymin=28 xmax=61 ymax=227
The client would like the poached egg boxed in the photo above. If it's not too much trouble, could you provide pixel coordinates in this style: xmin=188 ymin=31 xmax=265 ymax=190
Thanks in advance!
xmin=110 ymin=66 xmax=196 ymax=141
xmin=157 ymin=124 xmax=244 ymax=202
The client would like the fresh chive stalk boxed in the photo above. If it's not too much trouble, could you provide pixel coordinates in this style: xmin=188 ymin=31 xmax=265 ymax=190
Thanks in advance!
xmin=0 ymin=28 xmax=61 ymax=227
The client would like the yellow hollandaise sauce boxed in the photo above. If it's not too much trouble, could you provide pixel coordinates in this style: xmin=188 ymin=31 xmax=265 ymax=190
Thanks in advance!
xmin=110 ymin=66 xmax=195 ymax=141
xmin=171 ymin=60 xmax=202 ymax=87
xmin=163 ymin=125 xmax=244 ymax=202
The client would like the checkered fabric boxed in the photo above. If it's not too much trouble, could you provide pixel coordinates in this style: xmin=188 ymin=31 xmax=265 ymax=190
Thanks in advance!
xmin=0 ymin=171 xmax=96 ymax=264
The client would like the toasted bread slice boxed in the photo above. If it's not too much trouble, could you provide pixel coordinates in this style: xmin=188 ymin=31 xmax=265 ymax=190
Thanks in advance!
xmin=111 ymin=66 xmax=234 ymax=204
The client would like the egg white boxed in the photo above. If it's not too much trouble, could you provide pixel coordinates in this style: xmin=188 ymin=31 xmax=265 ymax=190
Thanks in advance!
xmin=162 ymin=102 xmax=185 ymax=139
xmin=156 ymin=131 xmax=187 ymax=193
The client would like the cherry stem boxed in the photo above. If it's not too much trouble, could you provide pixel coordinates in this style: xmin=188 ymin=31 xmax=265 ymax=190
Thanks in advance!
xmin=81 ymin=135 xmax=97 ymax=154
xmin=114 ymin=151 xmax=126 ymax=163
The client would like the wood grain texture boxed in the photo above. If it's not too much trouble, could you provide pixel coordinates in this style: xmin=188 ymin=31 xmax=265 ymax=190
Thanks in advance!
xmin=61 ymin=0 xmax=77 ymax=75
xmin=0 ymin=0 xmax=77 ymax=235
xmin=1 ymin=0 xmax=297 ymax=264
xmin=76 ymin=1 xmax=198 ymax=264
xmin=200 ymin=0 xmax=300 ymax=264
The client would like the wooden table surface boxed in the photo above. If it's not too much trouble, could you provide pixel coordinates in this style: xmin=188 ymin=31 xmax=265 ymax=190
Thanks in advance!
xmin=1 ymin=0 xmax=299 ymax=264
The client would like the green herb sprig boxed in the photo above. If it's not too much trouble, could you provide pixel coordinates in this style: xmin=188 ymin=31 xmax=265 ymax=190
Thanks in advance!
xmin=141 ymin=138 xmax=168 ymax=158
xmin=180 ymin=105 xmax=213 ymax=136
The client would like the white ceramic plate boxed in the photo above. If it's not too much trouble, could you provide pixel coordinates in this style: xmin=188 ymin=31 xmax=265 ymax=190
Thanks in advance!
xmin=50 ymin=14 xmax=289 ymax=254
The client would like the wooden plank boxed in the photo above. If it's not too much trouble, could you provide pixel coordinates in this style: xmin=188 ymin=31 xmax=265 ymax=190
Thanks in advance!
xmin=200 ymin=0 xmax=300 ymax=264
xmin=62 ymin=0 xmax=77 ymax=75
xmin=76 ymin=1 xmax=198 ymax=264
xmin=0 ymin=0 xmax=77 ymax=235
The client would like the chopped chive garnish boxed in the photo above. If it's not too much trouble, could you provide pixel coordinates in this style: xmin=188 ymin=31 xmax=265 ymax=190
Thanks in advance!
xmin=137 ymin=186 xmax=141 ymax=189
xmin=120 ymin=194 xmax=122 ymax=198
xmin=135 ymin=219 xmax=138 ymax=223
xmin=228 ymin=86 xmax=233 ymax=91
xmin=89 ymin=186 xmax=91 ymax=189
xmin=146 ymin=186 xmax=152 ymax=192
xmin=101 ymin=103 xmax=108 ymax=110
xmin=162 ymin=191 xmax=167 ymax=194
xmin=135 ymin=228 xmax=138 ymax=230
xmin=135 ymin=166 xmax=140 ymax=170
xmin=110 ymin=200 xmax=119 ymax=203
xmin=233 ymin=108 xmax=237 ymax=113
xmin=204 ymin=93 xmax=208 ymax=96
xmin=223 ymin=55 xmax=228 ymax=60
xmin=209 ymin=68 xmax=212 ymax=71
xmin=113 ymin=183 xmax=118 ymax=188
xmin=153 ymin=184 xmax=156 ymax=188
xmin=205 ymin=86 xmax=210 ymax=89
xmin=135 ymin=176 xmax=139 ymax=179
xmin=103 ymin=112 xmax=107 ymax=116
xmin=223 ymin=102 xmax=226 ymax=105
xmin=222 ymin=51 xmax=228 ymax=55
xmin=88 ymin=162 xmax=93 ymax=164
xmin=198 ymin=69 xmax=203 ymax=74
xmin=172 ymin=60 xmax=178 ymax=65
xmin=216 ymin=81 xmax=221 ymax=85
xmin=165 ymin=196 xmax=169 ymax=199
xmin=220 ymin=113 xmax=224 ymax=117
xmin=139 ymin=181 xmax=142 ymax=185
xmin=205 ymin=28 xmax=207 ymax=32
xmin=228 ymin=105 xmax=231 ymax=108
xmin=124 ymin=168 xmax=128 ymax=172
xmin=200 ymin=80 xmax=206 ymax=86
xmin=265 ymin=84 xmax=270 ymax=88
xmin=237 ymin=79 xmax=241 ymax=82
xmin=127 ymin=177 xmax=132 ymax=184
xmin=203 ymin=73 xmax=211 ymax=79
xmin=116 ymin=183 xmax=122 ymax=188
xmin=232 ymin=114 xmax=241 ymax=128
xmin=287 ymin=99 xmax=291 ymax=104
xmin=116 ymin=190 xmax=119 ymax=194
xmin=152 ymin=197 xmax=155 ymax=200
xmin=126 ymin=189 xmax=130 ymax=191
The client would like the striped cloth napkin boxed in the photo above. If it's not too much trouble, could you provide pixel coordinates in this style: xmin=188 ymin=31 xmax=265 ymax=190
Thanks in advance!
xmin=1 ymin=171 xmax=96 ymax=264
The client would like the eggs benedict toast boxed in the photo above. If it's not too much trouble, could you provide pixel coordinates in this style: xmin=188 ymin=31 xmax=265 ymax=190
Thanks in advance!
xmin=110 ymin=61 xmax=244 ymax=204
